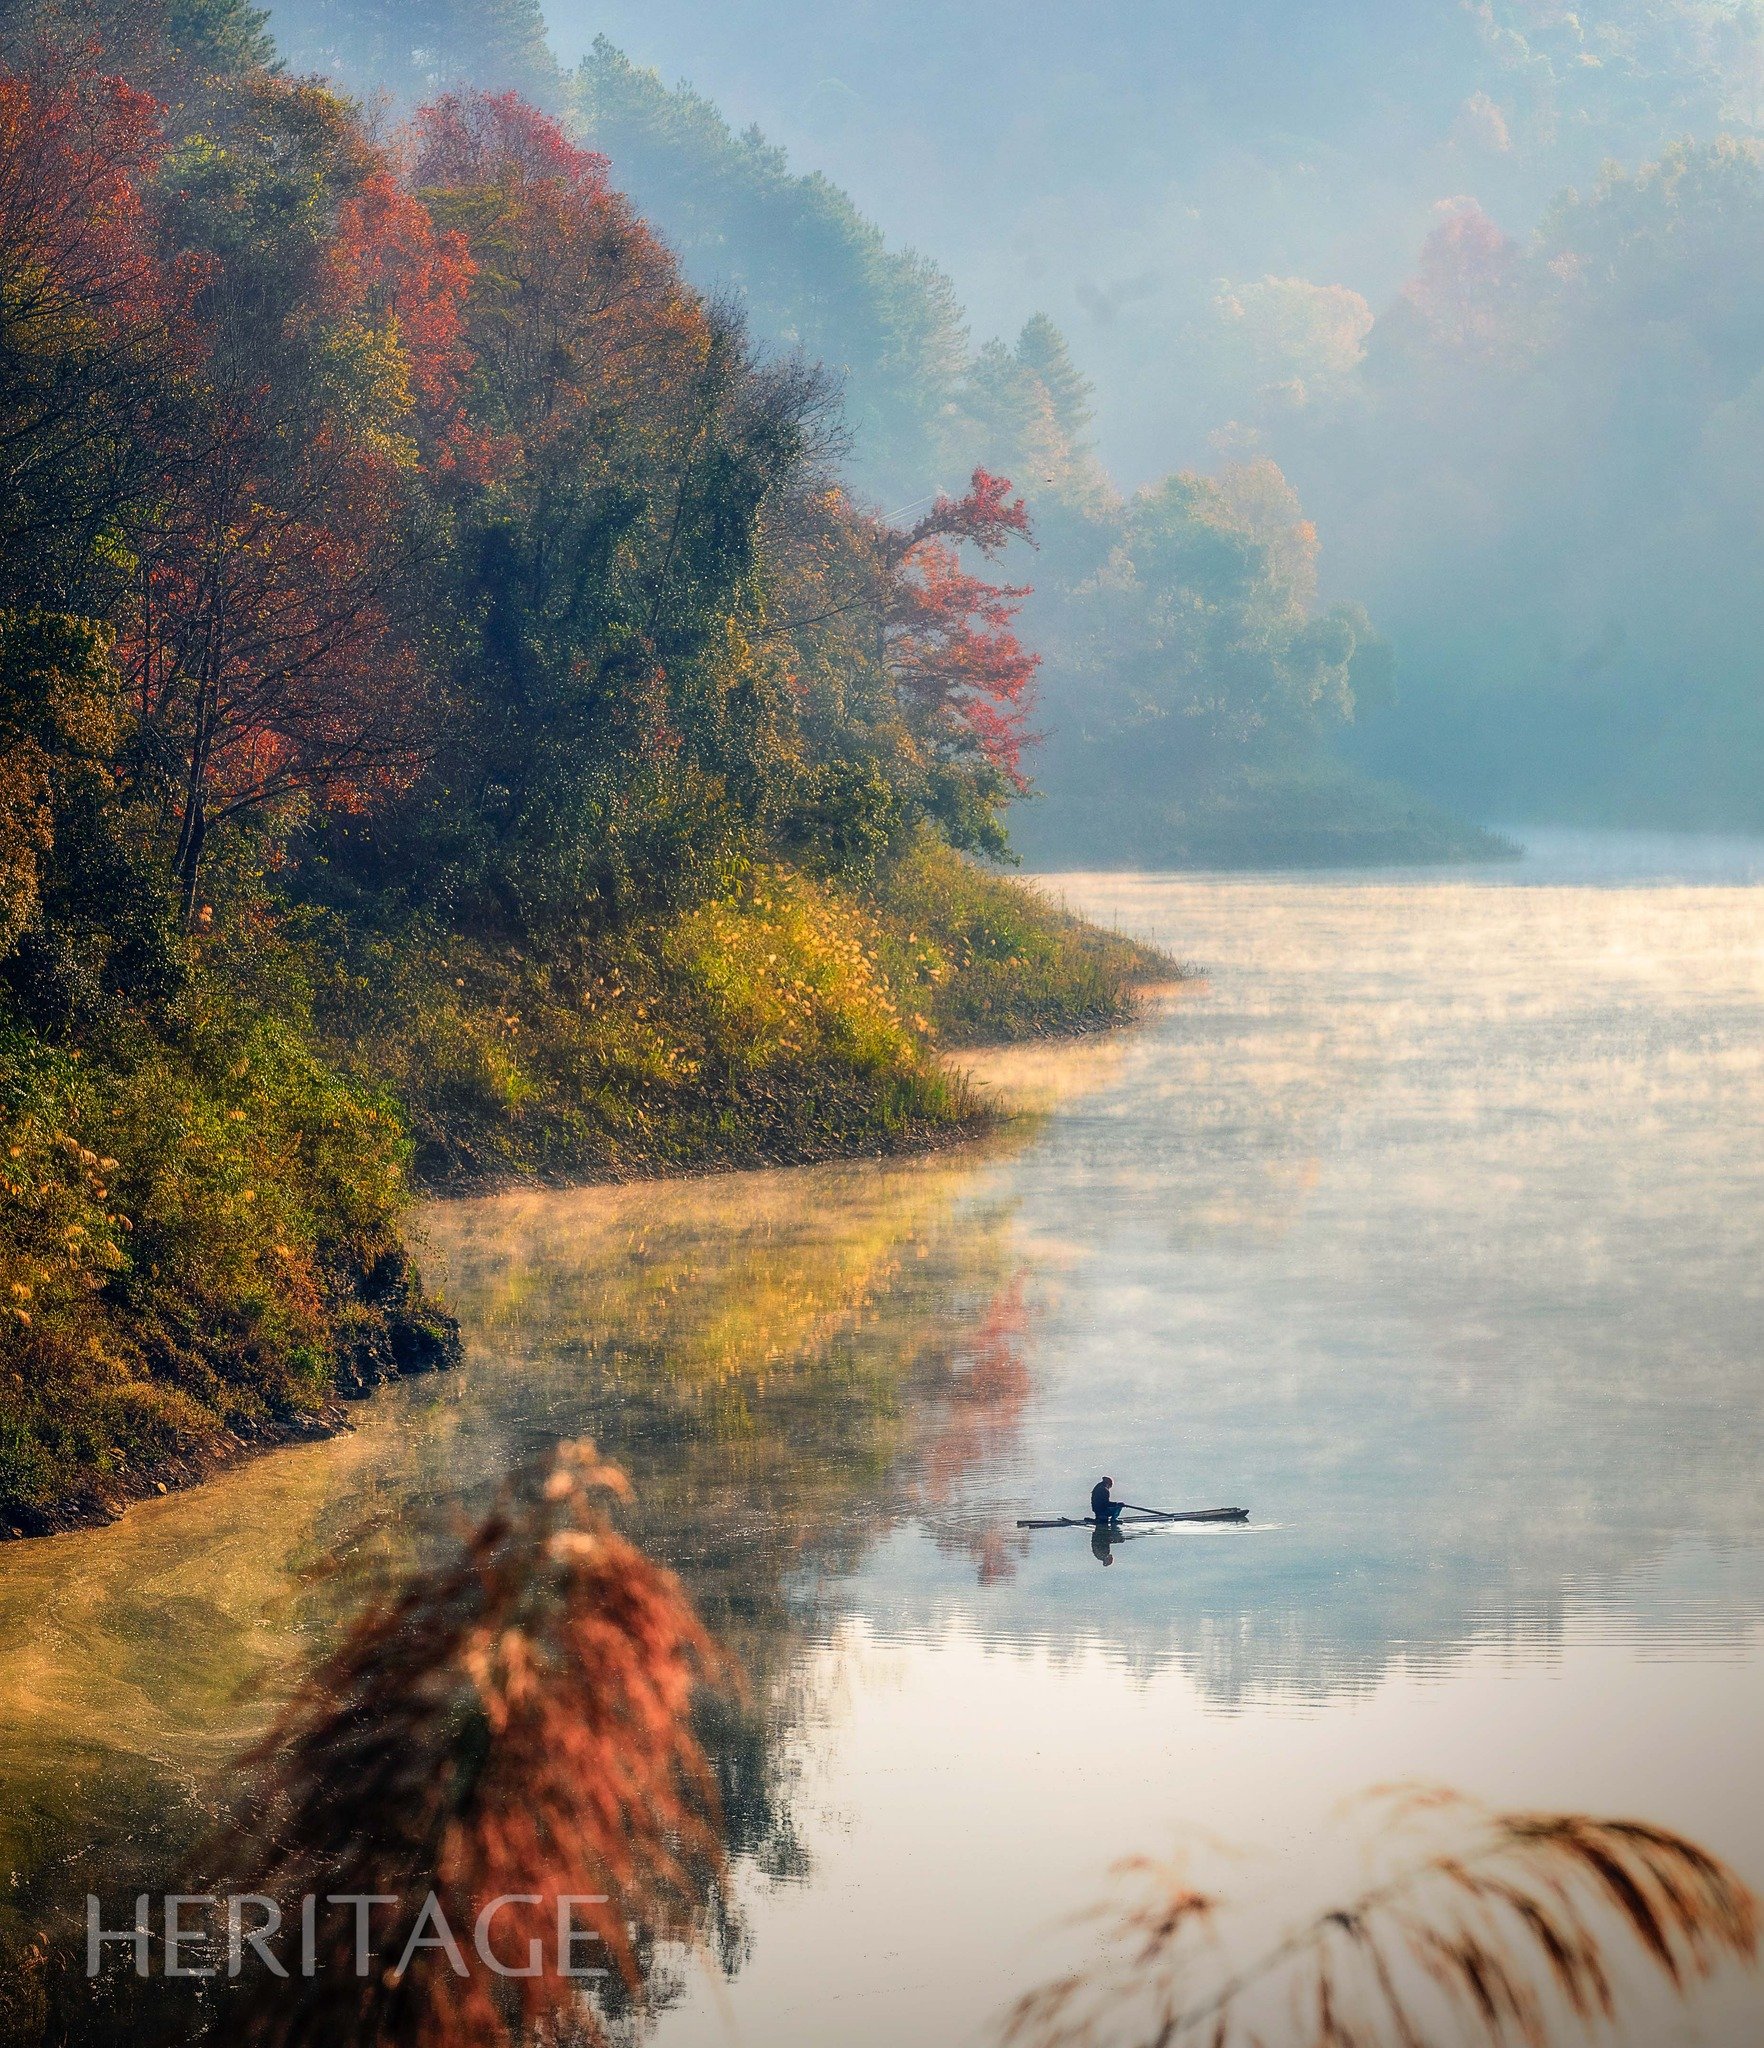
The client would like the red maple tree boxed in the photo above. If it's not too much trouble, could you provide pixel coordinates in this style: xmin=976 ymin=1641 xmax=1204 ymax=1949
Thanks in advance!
xmin=408 ymin=90 xmax=695 ymax=455
xmin=882 ymin=467 xmax=1039 ymax=790
xmin=112 ymin=81 xmax=479 ymax=914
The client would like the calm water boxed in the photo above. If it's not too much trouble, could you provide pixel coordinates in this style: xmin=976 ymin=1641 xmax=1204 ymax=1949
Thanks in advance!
xmin=1 ymin=840 xmax=1761 ymax=2044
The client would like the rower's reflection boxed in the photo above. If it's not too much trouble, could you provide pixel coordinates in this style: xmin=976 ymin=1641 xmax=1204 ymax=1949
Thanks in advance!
xmin=1091 ymin=1526 xmax=1114 ymax=1567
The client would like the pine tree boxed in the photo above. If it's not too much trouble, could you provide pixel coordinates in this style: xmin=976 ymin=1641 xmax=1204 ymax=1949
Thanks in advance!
xmin=267 ymin=0 xmax=558 ymax=106
xmin=961 ymin=339 xmax=1064 ymax=487
xmin=1014 ymin=313 xmax=1095 ymax=455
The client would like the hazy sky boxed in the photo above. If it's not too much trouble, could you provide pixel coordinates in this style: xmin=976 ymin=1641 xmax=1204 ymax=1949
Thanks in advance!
xmin=540 ymin=0 xmax=1711 ymax=479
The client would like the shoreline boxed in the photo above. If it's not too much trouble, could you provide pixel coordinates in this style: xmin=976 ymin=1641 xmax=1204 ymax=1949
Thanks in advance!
xmin=1 ymin=1294 xmax=462 ymax=1544
xmin=0 ymin=986 xmax=1171 ymax=1545
xmin=409 ymin=971 xmax=1187 ymax=1199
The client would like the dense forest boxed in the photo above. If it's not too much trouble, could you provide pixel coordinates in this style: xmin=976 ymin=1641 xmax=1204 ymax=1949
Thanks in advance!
xmin=0 ymin=0 xmax=1160 ymax=1532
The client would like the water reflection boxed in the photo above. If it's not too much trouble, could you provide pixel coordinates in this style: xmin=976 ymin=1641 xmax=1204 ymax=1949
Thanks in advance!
xmin=0 ymin=854 xmax=1760 ymax=2046
xmin=0 ymin=1141 xmax=1044 ymax=2011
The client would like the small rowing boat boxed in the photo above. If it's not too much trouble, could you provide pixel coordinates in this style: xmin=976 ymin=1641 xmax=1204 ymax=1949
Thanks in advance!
xmin=1016 ymin=1506 xmax=1249 ymax=1529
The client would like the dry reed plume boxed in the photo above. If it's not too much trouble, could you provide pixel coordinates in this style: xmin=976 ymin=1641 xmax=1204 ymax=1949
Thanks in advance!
xmin=210 ymin=1439 xmax=725 ymax=2048
xmin=1003 ymin=1788 xmax=1758 ymax=2048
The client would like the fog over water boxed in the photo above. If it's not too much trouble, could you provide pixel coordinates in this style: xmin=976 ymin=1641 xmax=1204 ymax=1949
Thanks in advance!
xmin=3 ymin=839 xmax=1758 ymax=2042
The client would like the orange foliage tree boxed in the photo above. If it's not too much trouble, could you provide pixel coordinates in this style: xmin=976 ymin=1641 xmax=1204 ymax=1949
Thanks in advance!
xmin=882 ymin=467 xmax=1039 ymax=801
xmin=0 ymin=59 xmax=189 ymax=603
xmin=765 ymin=465 xmax=1039 ymax=859
xmin=116 ymin=77 xmax=475 ymax=917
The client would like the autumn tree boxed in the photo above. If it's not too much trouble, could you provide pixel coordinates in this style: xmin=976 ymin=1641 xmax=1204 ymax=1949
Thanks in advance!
xmin=740 ymin=464 xmax=1041 ymax=865
xmin=118 ymin=75 xmax=473 ymax=917
xmin=307 ymin=90 xmax=840 ymax=937
xmin=878 ymin=469 xmax=1039 ymax=848
xmin=0 ymin=59 xmax=194 ymax=1025
xmin=0 ymin=61 xmax=185 ymax=613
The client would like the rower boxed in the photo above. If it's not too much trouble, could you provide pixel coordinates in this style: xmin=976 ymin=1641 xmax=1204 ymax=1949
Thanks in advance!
xmin=1090 ymin=1475 xmax=1124 ymax=1529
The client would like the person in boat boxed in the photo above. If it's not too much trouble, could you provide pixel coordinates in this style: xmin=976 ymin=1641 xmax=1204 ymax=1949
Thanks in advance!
xmin=1090 ymin=1476 xmax=1124 ymax=1529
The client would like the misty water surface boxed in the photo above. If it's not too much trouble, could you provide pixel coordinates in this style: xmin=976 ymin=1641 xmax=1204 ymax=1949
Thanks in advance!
xmin=0 ymin=838 xmax=1759 ymax=2044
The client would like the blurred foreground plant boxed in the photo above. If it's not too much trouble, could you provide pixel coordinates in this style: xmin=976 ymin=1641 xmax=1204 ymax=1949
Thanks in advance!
xmin=1003 ymin=1788 xmax=1758 ymax=2048
xmin=212 ymin=1440 xmax=724 ymax=2048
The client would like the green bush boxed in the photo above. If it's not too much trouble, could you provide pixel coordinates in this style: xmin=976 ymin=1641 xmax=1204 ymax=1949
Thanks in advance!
xmin=0 ymin=975 xmax=451 ymax=1532
xmin=867 ymin=833 xmax=1170 ymax=1045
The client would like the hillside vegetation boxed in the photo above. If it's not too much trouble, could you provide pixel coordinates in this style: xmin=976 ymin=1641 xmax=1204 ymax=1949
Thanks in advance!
xmin=0 ymin=2 xmax=1161 ymax=1531
xmin=563 ymin=40 xmax=1497 ymax=866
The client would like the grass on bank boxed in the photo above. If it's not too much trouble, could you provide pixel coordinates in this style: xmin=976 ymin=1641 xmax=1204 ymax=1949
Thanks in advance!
xmin=0 ymin=838 xmax=1164 ymax=1526
xmin=320 ymin=866 xmax=977 ymax=1192
xmin=320 ymin=835 xmax=1168 ymax=1190
xmin=870 ymin=834 xmax=1168 ymax=1046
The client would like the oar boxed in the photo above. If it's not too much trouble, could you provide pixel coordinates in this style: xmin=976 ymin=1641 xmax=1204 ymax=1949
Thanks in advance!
xmin=1014 ymin=1515 xmax=1145 ymax=1529
xmin=1117 ymin=1501 xmax=1251 ymax=1524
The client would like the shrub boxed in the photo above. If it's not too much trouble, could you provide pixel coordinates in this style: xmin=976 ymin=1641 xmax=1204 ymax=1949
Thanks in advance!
xmin=0 ymin=967 xmax=451 ymax=1531
xmin=868 ymin=831 xmax=1170 ymax=1045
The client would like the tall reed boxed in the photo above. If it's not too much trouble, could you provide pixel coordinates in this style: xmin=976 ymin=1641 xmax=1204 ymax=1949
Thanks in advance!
xmin=1004 ymin=1788 xmax=1758 ymax=2048
xmin=211 ymin=1439 xmax=724 ymax=2048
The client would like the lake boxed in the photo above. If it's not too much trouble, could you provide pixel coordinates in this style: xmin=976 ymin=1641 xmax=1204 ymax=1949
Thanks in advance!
xmin=2 ymin=838 xmax=1761 ymax=2044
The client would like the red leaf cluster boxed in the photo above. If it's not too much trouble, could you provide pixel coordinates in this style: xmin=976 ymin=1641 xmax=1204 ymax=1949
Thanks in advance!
xmin=0 ymin=61 xmax=200 ymax=550
xmin=325 ymin=169 xmax=478 ymax=462
xmin=412 ymin=89 xmax=612 ymax=195
xmin=409 ymin=88 xmax=696 ymax=459
xmin=884 ymin=469 xmax=1040 ymax=787
xmin=0 ymin=62 xmax=168 ymax=339
xmin=1402 ymin=197 xmax=1522 ymax=350
xmin=898 ymin=466 xmax=1033 ymax=559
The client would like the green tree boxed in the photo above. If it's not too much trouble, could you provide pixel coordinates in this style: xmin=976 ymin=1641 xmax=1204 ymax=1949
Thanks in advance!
xmin=569 ymin=39 xmax=973 ymax=507
xmin=267 ymin=0 xmax=558 ymax=105
xmin=1013 ymin=313 xmax=1096 ymax=461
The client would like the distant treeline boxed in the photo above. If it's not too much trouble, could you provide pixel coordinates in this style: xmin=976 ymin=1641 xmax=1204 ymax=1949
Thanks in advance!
xmin=271 ymin=0 xmax=1764 ymax=844
xmin=1262 ymin=149 xmax=1764 ymax=829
